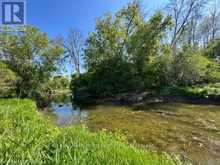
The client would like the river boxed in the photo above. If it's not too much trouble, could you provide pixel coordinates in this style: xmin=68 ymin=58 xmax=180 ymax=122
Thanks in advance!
xmin=41 ymin=97 xmax=220 ymax=165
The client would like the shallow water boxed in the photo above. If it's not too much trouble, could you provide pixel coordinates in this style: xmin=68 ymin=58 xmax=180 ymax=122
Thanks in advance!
xmin=42 ymin=101 xmax=220 ymax=165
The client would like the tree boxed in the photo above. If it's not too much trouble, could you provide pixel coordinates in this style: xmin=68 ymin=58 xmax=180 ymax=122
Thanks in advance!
xmin=128 ymin=11 xmax=172 ymax=79
xmin=200 ymin=16 xmax=212 ymax=46
xmin=209 ymin=1 xmax=220 ymax=40
xmin=167 ymin=46 xmax=219 ymax=85
xmin=71 ymin=0 xmax=220 ymax=100
xmin=75 ymin=2 xmax=172 ymax=96
xmin=182 ymin=9 xmax=202 ymax=46
xmin=206 ymin=38 xmax=220 ymax=59
xmin=63 ymin=29 xmax=83 ymax=77
xmin=84 ymin=1 xmax=143 ymax=71
xmin=0 ymin=26 xmax=63 ymax=97
xmin=50 ymin=76 xmax=70 ymax=90
xmin=167 ymin=0 xmax=206 ymax=55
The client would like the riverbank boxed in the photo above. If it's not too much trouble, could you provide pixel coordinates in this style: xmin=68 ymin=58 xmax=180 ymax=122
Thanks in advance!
xmin=74 ymin=83 xmax=220 ymax=105
xmin=0 ymin=99 xmax=181 ymax=165
xmin=157 ymin=84 xmax=220 ymax=105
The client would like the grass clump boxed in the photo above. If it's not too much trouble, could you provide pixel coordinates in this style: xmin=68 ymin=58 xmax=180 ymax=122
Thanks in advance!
xmin=0 ymin=99 xmax=182 ymax=165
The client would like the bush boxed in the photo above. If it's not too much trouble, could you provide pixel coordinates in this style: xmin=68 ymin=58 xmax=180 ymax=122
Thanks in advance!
xmin=0 ymin=62 xmax=19 ymax=98
xmin=158 ymin=83 xmax=220 ymax=98
xmin=0 ymin=99 xmax=181 ymax=165
xmin=167 ymin=46 xmax=220 ymax=86
xmin=71 ymin=59 xmax=141 ymax=99
xmin=145 ymin=46 xmax=172 ymax=87
xmin=206 ymin=38 xmax=220 ymax=60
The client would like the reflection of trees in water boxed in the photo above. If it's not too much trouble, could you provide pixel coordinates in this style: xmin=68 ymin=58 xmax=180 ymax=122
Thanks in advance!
xmin=55 ymin=103 xmax=88 ymax=127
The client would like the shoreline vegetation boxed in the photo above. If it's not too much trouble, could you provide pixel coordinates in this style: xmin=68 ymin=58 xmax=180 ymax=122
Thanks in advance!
xmin=70 ymin=2 xmax=220 ymax=106
xmin=0 ymin=99 xmax=187 ymax=165
xmin=72 ymin=83 xmax=220 ymax=105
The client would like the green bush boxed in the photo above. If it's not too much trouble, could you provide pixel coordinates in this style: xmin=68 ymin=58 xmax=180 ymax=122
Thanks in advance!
xmin=0 ymin=99 xmax=181 ymax=165
xmin=71 ymin=59 xmax=141 ymax=99
xmin=0 ymin=62 xmax=19 ymax=98
xmin=34 ymin=76 xmax=70 ymax=104
xmin=158 ymin=83 xmax=220 ymax=98
xmin=145 ymin=46 xmax=172 ymax=87
xmin=167 ymin=46 xmax=220 ymax=86
xmin=185 ymin=83 xmax=220 ymax=97
xmin=206 ymin=38 xmax=220 ymax=59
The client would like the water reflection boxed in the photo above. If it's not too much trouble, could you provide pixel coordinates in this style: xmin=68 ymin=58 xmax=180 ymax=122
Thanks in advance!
xmin=50 ymin=102 xmax=88 ymax=126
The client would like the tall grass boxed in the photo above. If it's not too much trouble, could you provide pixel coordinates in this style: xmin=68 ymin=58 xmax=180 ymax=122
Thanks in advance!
xmin=0 ymin=99 xmax=182 ymax=165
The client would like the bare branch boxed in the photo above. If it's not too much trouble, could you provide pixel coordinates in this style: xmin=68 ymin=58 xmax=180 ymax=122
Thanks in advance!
xmin=63 ymin=29 xmax=84 ymax=76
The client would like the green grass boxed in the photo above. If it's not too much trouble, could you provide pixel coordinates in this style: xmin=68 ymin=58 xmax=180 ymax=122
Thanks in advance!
xmin=158 ymin=83 xmax=220 ymax=98
xmin=0 ymin=99 xmax=183 ymax=165
xmin=185 ymin=83 xmax=220 ymax=97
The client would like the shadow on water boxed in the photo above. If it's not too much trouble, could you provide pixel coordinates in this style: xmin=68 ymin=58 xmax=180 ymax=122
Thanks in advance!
xmin=41 ymin=96 xmax=220 ymax=165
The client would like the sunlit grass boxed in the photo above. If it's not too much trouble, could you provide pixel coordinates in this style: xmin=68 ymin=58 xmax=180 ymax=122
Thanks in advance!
xmin=0 ymin=99 xmax=183 ymax=165
xmin=158 ymin=83 xmax=220 ymax=98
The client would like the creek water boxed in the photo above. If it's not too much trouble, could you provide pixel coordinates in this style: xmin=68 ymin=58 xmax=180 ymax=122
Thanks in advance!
xmin=41 ymin=97 xmax=220 ymax=165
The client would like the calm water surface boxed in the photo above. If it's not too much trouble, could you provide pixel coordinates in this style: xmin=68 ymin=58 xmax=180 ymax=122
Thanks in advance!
xmin=42 ymin=99 xmax=220 ymax=165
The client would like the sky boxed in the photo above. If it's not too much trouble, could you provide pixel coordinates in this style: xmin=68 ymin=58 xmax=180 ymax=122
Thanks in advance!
xmin=27 ymin=0 xmax=167 ymax=76
xmin=28 ymin=0 xmax=166 ymax=38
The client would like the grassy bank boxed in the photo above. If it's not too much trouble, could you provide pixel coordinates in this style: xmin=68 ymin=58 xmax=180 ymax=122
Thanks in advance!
xmin=158 ymin=83 xmax=220 ymax=99
xmin=0 ymin=99 xmax=182 ymax=165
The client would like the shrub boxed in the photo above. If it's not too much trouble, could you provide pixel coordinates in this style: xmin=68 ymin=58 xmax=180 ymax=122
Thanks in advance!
xmin=167 ymin=46 xmax=220 ymax=86
xmin=0 ymin=62 xmax=19 ymax=98
xmin=145 ymin=46 xmax=172 ymax=87
xmin=206 ymin=38 xmax=220 ymax=60
xmin=158 ymin=83 xmax=220 ymax=98
xmin=71 ymin=59 xmax=140 ymax=99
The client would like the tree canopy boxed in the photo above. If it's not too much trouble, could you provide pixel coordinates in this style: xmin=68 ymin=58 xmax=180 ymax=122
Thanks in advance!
xmin=0 ymin=26 xmax=63 ymax=97
xmin=71 ymin=1 xmax=220 ymax=99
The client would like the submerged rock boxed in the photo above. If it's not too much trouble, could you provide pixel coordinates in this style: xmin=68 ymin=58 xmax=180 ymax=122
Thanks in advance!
xmin=116 ymin=92 xmax=153 ymax=104
xmin=209 ymin=139 xmax=220 ymax=152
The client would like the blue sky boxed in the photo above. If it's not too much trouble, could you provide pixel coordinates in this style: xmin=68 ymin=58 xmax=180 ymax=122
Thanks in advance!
xmin=28 ymin=0 xmax=166 ymax=38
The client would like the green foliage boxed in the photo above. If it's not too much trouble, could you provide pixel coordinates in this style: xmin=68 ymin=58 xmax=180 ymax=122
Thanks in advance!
xmin=0 ymin=99 xmax=180 ymax=165
xmin=72 ymin=60 xmax=139 ymax=99
xmin=39 ymin=76 xmax=70 ymax=95
xmin=0 ymin=26 xmax=63 ymax=97
xmin=84 ymin=2 xmax=144 ymax=71
xmin=127 ymin=11 xmax=172 ymax=76
xmin=32 ymin=76 xmax=70 ymax=107
xmin=158 ymin=83 xmax=220 ymax=98
xmin=205 ymin=39 xmax=220 ymax=80
xmin=166 ymin=46 xmax=220 ymax=86
xmin=71 ymin=2 xmax=220 ymax=100
xmin=144 ymin=45 xmax=172 ymax=87
xmin=52 ymin=76 xmax=70 ymax=90
xmin=206 ymin=38 xmax=220 ymax=59
xmin=73 ymin=2 xmax=172 ymax=98
xmin=0 ymin=62 xmax=20 ymax=97
xmin=185 ymin=83 xmax=220 ymax=98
